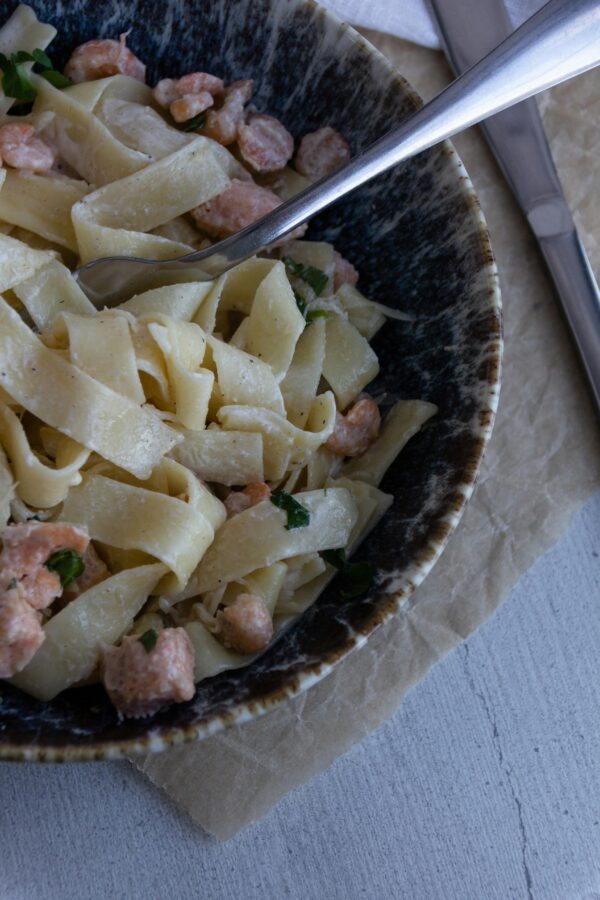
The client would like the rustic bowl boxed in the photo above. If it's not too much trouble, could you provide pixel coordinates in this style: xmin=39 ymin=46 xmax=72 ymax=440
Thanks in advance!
xmin=0 ymin=0 xmax=501 ymax=760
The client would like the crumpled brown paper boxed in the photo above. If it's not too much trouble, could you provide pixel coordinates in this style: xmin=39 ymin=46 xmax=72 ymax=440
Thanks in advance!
xmin=134 ymin=33 xmax=600 ymax=839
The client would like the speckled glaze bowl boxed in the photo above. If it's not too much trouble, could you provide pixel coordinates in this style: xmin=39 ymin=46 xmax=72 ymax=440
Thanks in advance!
xmin=0 ymin=0 xmax=501 ymax=760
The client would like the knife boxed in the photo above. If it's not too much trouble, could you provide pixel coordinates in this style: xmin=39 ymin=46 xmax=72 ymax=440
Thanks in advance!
xmin=426 ymin=0 xmax=600 ymax=410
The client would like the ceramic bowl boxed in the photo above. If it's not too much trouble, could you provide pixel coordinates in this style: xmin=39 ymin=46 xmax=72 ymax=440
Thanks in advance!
xmin=0 ymin=0 xmax=501 ymax=760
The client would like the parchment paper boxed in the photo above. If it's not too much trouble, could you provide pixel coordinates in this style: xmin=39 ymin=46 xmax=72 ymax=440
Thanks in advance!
xmin=135 ymin=35 xmax=600 ymax=839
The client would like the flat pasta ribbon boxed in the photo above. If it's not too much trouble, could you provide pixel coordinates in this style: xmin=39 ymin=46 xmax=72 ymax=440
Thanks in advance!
xmin=60 ymin=460 xmax=225 ymax=595
xmin=0 ymin=401 xmax=90 ymax=508
xmin=11 ymin=563 xmax=167 ymax=700
xmin=71 ymin=138 xmax=232 ymax=261
xmin=177 ymin=487 xmax=358 ymax=599
xmin=0 ymin=296 xmax=180 ymax=478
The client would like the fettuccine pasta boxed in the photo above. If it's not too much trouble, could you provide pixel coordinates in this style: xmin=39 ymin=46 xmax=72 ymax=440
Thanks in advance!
xmin=0 ymin=6 xmax=437 ymax=719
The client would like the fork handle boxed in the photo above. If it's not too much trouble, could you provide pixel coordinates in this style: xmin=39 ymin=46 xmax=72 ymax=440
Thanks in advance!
xmin=75 ymin=0 xmax=600 ymax=305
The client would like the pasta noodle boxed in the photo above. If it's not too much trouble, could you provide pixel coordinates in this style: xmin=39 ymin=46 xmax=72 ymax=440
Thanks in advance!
xmin=0 ymin=6 xmax=438 ymax=717
xmin=33 ymin=76 xmax=151 ymax=185
xmin=170 ymin=429 xmax=265 ymax=485
xmin=11 ymin=563 xmax=166 ymax=699
xmin=0 ymin=296 xmax=180 ymax=477
xmin=208 ymin=335 xmax=286 ymax=416
xmin=0 ymin=170 xmax=89 ymax=251
xmin=217 ymin=392 xmax=337 ymax=480
xmin=117 ymin=282 xmax=211 ymax=321
xmin=321 ymin=315 xmax=380 ymax=410
xmin=60 ymin=311 xmax=145 ymax=403
xmin=243 ymin=262 xmax=306 ymax=378
xmin=13 ymin=258 xmax=95 ymax=330
xmin=63 ymin=73 xmax=154 ymax=112
xmin=0 ymin=230 xmax=53 ymax=292
xmin=60 ymin=471 xmax=218 ymax=594
xmin=72 ymin=139 xmax=232 ymax=261
xmin=0 ymin=401 xmax=90 ymax=508
xmin=177 ymin=487 xmax=359 ymax=598
xmin=280 ymin=316 xmax=327 ymax=428
xmin=184 ymin=621 xmax=249 ymax=682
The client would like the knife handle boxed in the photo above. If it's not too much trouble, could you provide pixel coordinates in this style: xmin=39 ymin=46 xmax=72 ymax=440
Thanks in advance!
xmin=227 ymin=0 xmax=600 ymax=248
xmin=428 ymin=0 xmax=600 ymax=412
xmin=357 ymin=0 xmax=600 ymax=176
xmin=539 ymin=231 xmax=600 ymax=408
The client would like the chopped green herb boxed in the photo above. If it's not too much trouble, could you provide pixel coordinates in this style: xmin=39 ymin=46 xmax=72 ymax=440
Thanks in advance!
xmin=39 ymin=68 xmax=72 ymax=89
xmin=322 ymin=548 xmax=346 ymax=570
xmin=181 ymin=111 xmax=207 ymax=132
xmin=31 ymin=48 xmax=53 ymax=69
xmin=139 ymin=628 xmax=158 ymax=652
xmin=306 ymin=308 xmax=330 ymax=323
xmin=12 ymin=50 xmax=35 ymax=65
xmin=321 ymin=549 xmax=375 ymax=599
xmin=270 ymin=490 xmax=310 ymax=530
xmin=283 ymin=257 xmax=329 ymax=297
xmin=293 ymin=288 xmax=307 ymax=316
xmin=6 ymin=577 xmax=17 ymax=590
xmin=339 ymin=561 xmax=375 ymax=599
xmin=0 ymin=48 xmax=72 ymax=103
xmin=2 ymin=60 xmax=35 ymax=102
xmin=45 ymin=548 xmax=85 ymax=588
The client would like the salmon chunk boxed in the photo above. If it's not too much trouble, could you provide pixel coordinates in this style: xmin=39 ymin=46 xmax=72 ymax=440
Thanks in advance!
xmin=217 ymin=593 xmax=273 ymax=654
xmin=101 ymin=627 xmax=195 ymax=718
xmin=0 ymin=522 xmax=89 ymax=610
xmin=0 ymin=582 xmax=44 ymax=677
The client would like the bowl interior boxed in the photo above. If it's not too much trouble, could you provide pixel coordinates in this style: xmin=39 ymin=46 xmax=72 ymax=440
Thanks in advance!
xmin=0 ymin=0 xmax=501 ymax=758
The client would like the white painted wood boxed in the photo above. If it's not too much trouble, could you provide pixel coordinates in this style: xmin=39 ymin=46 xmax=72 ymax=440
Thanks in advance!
xmin=3 ymin=491 xmax=600 ymax=899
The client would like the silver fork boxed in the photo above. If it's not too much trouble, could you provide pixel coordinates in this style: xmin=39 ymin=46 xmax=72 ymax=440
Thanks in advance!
xmin=75 ymin=0 xmax=600 ymax=309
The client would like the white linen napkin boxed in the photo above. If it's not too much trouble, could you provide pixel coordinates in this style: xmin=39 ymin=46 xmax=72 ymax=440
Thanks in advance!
xmin=319 ymin=0 xmax=548 ymax=48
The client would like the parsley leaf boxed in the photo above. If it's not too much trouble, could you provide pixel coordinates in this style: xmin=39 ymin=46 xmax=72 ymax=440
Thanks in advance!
xmin=322 ymin=549 xmax=375 ymax=599
xmin=32 ymin=48 xmax=53 ymax=68
xmin=2 ymin=61 xmax=35 ymax=102
xmin=322 ymin=548 xmax=346 ymax=570
xmin=270 ymin=490 xmax=310 ymax=530
xmin=292 ymin=288 xmax=331 ymax=324
xmin=39 ymin=69 xmax=72 ymax=89
xmin=181 ymin=112 xmax=207 ymax=132
xmin=293 ymin=288 xmax=307 ymax=316
xmin=139 ymin=628 xmax=158 ymax=652
xmin=45 ymin=548 xmax=85 ymax=588
xmin=12 ymin=50 xmax=35 ymax=64
xmin=6 ymin=577 xmax=17 ymax=590
xmin=283 ymin=257 xmax=329 ymax=297
xmin=306 ymin=308 xmax=330 ymax=323
xmin=0 ymin=48 xmax=72 ymax=103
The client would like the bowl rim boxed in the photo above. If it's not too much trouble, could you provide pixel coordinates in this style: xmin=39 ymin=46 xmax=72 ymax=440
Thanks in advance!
xmin=0 ymin=1 xmax=502 ymax=762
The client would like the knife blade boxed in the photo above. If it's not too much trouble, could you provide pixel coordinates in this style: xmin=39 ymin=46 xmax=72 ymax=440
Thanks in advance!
xmin=426 ymin=0 xmax=600 ymax=410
